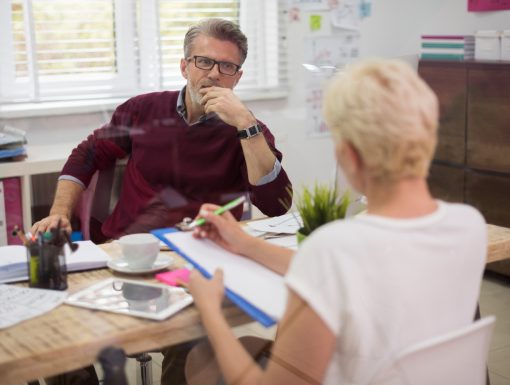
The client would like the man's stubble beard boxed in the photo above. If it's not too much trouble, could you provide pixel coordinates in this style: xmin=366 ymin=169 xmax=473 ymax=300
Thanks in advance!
xmin=187 ymin=80 xmax=217 ymax=113
xmin=188 ymin=84 xmax=203 ymax=111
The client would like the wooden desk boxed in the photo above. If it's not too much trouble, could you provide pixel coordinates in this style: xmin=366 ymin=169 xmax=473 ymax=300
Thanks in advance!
xmin=0 ymin=243 xmax=251 ymax=385
xmin=2 ymin=225 xmax=510 ymax=384
xmin=487 ymin=224 xmax=510 ymax=264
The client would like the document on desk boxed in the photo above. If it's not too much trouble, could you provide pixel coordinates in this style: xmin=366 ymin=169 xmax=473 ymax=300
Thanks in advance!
xmin=246 ymin=212 xmax=302 ymax=235
xmin=266 ymin=235 xmax=298 ymax=250
xmin=153 ymin=228 xmax=288 ymax=327
xmin=0 ymin=284 xmax=67 ymax=329
xmin=0 ymin=241 xmax=111 ymax=283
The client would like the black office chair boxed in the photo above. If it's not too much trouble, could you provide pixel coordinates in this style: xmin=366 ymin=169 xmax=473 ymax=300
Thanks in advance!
xmin=74 ymin=166 xmax=116 ymax=243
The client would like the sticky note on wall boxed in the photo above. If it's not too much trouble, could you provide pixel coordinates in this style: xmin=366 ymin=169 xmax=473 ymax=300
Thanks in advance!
xmin=310 ymin=14 xmax=322 ymax=31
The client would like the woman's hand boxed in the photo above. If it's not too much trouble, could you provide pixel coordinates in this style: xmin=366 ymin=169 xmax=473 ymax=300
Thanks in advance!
xmin=192 ymin=203 xmax=254 ymax=255
xmin=188 ymin=269 xmax=225 ymax=313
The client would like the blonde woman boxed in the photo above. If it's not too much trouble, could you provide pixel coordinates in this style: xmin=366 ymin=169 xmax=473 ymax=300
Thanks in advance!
xmin=185 ymin=59 xmax=487 ymax=385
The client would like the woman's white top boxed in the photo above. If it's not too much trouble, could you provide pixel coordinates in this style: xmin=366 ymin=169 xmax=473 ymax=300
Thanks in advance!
xmin=285 ymin=201 xmax=487 ymax=385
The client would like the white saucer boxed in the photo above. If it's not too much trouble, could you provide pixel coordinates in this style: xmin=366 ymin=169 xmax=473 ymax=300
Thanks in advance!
xmin=107 ymin=253 xmax=174 ymax=274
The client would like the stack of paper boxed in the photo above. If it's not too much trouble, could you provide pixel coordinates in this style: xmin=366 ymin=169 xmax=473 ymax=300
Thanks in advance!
xmin=246 ymin=212 xmax=302 ymax=236
xmin=0 ymin=285 xmax=67 ymax=329
xmin=420 ymin=35 xmax=475 ymax=61
xmin=0 ymin=126 xmax=26 ymax=160
xmin=0 ymin=241 xmax=110 ymax=283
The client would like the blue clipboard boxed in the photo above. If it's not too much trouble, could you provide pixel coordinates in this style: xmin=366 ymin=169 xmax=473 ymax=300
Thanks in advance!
xmin=152 ymin=227 xmax=277 ymax=327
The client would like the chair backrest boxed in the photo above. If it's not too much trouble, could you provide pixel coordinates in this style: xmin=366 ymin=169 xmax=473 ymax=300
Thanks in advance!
xmin=75 ymin=166 xmax=115 ymax=240
xmin=372 ymin=316 xmax=495 ymax=385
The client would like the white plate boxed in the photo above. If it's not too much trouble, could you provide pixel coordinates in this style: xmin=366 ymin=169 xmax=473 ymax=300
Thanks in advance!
xmin=107 ymin=253 xmax=174 ymax=274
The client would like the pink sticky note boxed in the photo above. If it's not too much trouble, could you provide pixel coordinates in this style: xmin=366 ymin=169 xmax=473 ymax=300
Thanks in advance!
xmin=156 ymin=268 xmax=191 ymax=286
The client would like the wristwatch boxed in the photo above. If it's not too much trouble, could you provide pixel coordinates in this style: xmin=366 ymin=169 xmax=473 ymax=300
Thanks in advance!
xmin=237 ymin=124 xmax=262 ymax=139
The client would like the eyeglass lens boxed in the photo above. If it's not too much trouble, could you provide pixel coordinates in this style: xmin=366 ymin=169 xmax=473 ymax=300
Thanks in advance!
xmin=194 ymin=56 xmax=239 ymax=75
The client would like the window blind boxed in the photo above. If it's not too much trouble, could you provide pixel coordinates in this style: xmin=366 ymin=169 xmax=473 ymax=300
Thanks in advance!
xmin=155 ymin=0 xmax=288 ymax=93
xmin=1 ymin=0 xmax=138 ymax=102
xmin=0 ymin=0 xmax=287 ymax=104
xmin=157 ymin=0 xmax=240 ymax=90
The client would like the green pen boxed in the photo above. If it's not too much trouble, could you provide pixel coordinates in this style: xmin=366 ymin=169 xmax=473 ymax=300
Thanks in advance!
xmin=188 ymin=196 xmax=246 ymax=229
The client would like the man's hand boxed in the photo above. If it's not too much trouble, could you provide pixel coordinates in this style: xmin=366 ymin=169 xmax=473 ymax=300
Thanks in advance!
xmin=31 ymin=179 xmax=84 ymax=236
xmin=199 ymin=86 xmax=255 ymax=129
xmin=31 ymin=214 xmax=72 ymax=235
xmin=199 ymin=86 xmax=277 ymax=185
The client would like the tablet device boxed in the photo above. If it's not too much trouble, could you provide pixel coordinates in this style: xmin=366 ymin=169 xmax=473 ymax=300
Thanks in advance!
xmin=65 ymin=278 xmax=193 ymax=320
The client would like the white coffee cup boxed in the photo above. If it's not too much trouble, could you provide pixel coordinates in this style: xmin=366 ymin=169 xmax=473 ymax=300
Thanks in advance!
xmin=117 ymin=233 xmax=160 ymax=269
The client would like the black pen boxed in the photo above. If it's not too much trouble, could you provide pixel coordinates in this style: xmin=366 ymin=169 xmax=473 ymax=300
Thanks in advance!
xmin=63 ymin=230 xmax=79 ymax=252
xmin=12 ymin=225 xmax=29 ymax=246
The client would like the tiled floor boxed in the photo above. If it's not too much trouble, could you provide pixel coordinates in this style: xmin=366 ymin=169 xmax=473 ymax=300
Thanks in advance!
xmin=44 ymin=272 xmax=510 ymax=385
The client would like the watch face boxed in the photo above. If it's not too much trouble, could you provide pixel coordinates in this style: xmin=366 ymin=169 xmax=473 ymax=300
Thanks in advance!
xmin=248 ymin=125 xmax=259 ymax=136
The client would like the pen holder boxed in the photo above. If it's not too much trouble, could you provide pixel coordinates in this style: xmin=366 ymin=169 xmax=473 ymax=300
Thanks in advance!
xmin=26 ymin=242 xmax=68 ymax=290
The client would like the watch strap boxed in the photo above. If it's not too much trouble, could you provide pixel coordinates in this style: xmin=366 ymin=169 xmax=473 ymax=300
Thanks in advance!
xmin=237 ymin=124 xmax=262 ymax=139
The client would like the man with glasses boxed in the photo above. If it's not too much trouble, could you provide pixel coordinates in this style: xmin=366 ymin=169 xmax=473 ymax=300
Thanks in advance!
xmin=35 ymin=18 xmax=292 ymax=385
xmin=33 ymin=18 xmax=292 ymax=243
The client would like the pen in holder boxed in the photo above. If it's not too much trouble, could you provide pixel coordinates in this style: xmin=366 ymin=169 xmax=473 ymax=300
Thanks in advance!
xmin=12 ymin=223 xmax=78 ymax=291
xmin=26 ymin=232 xmax=68 ymax=290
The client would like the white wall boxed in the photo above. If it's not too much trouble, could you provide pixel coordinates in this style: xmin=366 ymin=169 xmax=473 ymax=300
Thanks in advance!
xmin=359 ymin=0 xmax=510 ymax=58
xmin=3 ymin=0 xmax=510 ymax=200
xmin=250 ymin=0 xmax=510 ymax=193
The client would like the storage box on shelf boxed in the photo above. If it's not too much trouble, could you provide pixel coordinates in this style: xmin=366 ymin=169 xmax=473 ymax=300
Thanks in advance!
xmin=420 ymin=35 xmax=475 ymax=61
xmin=501 ymin=30 xmax=510 ymax=61
xmin=475 ymin=30 xmax=501 ymax=61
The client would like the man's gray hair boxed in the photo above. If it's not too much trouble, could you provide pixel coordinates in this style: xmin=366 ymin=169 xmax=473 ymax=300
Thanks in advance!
xmin=183 ymin=18 xmax=248 ymax=65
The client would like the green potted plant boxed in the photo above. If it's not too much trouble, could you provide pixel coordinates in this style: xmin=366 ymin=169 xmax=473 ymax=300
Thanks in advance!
xmin=295 ymin=183 xmax=350 ymax=243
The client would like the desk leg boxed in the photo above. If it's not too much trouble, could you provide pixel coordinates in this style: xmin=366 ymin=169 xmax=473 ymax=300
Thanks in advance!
xmin=21 ymin=175 xmax=32 ymax=229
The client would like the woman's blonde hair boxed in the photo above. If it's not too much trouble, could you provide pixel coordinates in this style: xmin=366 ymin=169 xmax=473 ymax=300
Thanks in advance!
xmin=323 ymin=59 xmax=439 ymax=181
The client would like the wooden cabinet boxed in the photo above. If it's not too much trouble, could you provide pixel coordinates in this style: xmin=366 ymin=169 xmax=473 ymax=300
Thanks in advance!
xmin=418 ymin=61 xmax=467 ymax=165
xmin=467 ymin=65 xmax=510 ymax=172
xmin=419 ymin=60 xmax=510 ymax=227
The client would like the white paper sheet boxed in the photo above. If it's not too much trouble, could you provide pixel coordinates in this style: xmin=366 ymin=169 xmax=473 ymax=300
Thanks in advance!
xmin=246 ymin=212 xmax=302 ymax=234
xmin=165 ymin=232 xmax=288 ymax=321
xmin=0 ymin=284 xmax=67 ymax=329
xmin=331 ymin=0 xmax=361 ymax=30
xmin=0 ymin=241 xmax=111 ymax=283
xmin=266 ymin=235 xmax=298 ymax=250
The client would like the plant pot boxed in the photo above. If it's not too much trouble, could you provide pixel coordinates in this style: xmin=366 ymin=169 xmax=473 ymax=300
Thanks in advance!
xmin=296 ymin=228 xmax=308 ymax=244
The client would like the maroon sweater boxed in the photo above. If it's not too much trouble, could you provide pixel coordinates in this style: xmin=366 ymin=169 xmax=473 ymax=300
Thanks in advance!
xmin=61 ymin=91 xmax=292 ymax=239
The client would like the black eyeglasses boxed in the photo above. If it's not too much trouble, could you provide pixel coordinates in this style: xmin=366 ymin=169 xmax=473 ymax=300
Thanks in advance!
xmin=188 ymin=55 xmax=241 ymax=76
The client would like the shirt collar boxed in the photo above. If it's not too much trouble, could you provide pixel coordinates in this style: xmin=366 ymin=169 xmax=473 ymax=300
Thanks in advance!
xmin=176 ymin=86 xmax=217 ymax=125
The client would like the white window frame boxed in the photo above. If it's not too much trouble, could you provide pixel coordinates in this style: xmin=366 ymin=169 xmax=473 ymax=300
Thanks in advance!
xmin=0 ymin=1 xmax=21 ymax=102
xmin=0 ymin=0 xmax=287 ymax=112
xmin=33 ymin=0 xmax=138 ymax=101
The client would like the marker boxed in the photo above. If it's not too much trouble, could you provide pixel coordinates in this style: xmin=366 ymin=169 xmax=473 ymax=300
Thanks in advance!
xmin=188 ymin=196 xmax=246 ymax=229
xmin=12 ymin=225 xmax=29 ymax=246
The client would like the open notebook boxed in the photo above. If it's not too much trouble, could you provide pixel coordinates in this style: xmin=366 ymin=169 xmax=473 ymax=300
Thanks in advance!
xmin=0 ymin=241 xmax=110 ymax=283
xmin=152 ymin=228 xmax=288 ymax=327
